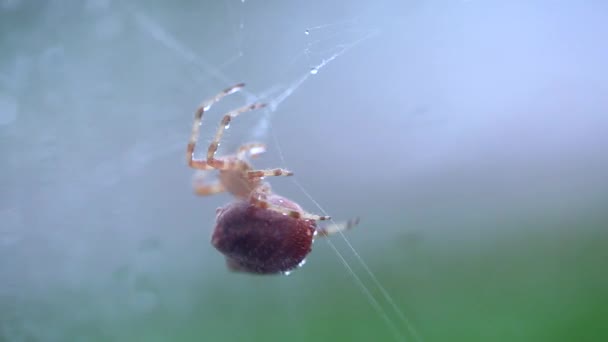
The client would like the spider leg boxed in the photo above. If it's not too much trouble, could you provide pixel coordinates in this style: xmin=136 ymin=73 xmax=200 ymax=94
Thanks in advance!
xmin=236 ymin=143 xmax=294 ymax=179
xmin=194 ymin=182 xmax=226 ymax=196
xmin=247 ymin=169 xmax=294 ymax=179
xmin=192 ymin=171 xmax=226 ymax=196
xmin=316 ymin=217 xmax=360 ymax=237
xmin=187 ymin=83 xmax=245 ymax=170
xmin=206 ymin=103 xmax=267 ymax=170
xmin=250 ymin=189 xmax=331 ymax=221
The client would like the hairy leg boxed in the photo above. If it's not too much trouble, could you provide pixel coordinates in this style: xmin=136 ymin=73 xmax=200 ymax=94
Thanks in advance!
xmin=186 ymin=83 xmax=244 ymax=170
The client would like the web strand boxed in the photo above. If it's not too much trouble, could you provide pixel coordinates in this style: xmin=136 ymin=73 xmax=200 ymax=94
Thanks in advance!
xmin=130 ymin=8 xmax=418 ymax=340
xmin=323 ymin=235 xmax=407 ymax=342
xmin=269 ymin=125 xmax=423 ymax=342
xmin=132 ymin=10 xmax=258 ymax=103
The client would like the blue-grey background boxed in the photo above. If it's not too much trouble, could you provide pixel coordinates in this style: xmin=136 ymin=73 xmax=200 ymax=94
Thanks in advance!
xmin=1 ymin=0 xmax=607 ymax=341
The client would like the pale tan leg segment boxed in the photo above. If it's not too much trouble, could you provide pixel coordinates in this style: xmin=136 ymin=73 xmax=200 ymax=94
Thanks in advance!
xmin=316 ymin=217 xmax=360 ymax=237
xmin=194 ymin=182 xmax=226 ymax=196
xmin=250 ymin=189 xmax=331 ymax=221
xmin=247 ymin=169 xmax=294 ymax=179
xmin=192 ymin=171 xmax=226 ymax=196
xmin=237 ymin=145 xmax=293 ymax=179
xmin=206 ymin=103 xmax=267 ymax=170
xmin=186 ymin=83 xmax=245 ymax=169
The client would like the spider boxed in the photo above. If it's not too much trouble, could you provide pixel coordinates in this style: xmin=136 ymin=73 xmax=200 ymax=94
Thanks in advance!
xmin=186 ymin=83 xmax=358 ymax=275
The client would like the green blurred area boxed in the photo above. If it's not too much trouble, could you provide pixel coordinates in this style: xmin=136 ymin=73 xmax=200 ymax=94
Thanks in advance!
xmin=4 ymin=209 xmax=606 ymax=342
xmin=139 ymin=214 xmax=608 ymax=342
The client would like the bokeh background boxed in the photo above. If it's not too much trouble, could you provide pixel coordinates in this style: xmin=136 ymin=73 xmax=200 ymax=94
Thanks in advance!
xmin=1 ymin=0 xmax=607 ymax=341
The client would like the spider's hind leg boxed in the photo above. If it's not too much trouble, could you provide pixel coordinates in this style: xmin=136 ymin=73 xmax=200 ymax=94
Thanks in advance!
xmin=206 ymin=103 xmax=267 ymax=169
xmin=316 ymin=217 xmax=360 ymax=237
xmin=187 ymin=83 xmax=245 ymax=170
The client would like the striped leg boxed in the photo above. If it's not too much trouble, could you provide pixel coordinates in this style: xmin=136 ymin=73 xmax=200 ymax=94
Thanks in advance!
xmin=236 ymin=143 xmax=294 ymax=179
xmin=250 ymin=189 xmax=331 ymax=221
xmin=186 ymin=83 xmax=244 ymax=170
xmin=247 ymin=169 xmax=294 ymax=180
xmin=206 ymin=103 xmax=267 ymax=170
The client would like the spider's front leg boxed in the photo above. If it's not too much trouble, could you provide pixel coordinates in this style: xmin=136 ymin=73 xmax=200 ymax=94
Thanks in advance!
xmin=187 ymin=83 xmax=245 ymax=170
xmin=205 ymin=103 xmax=267 ymax=170
xmin=206 ymin=106 xmax=294 ymax=178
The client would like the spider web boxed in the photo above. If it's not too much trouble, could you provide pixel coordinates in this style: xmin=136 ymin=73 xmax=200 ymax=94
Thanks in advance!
xmin=129 ymin=10 xmax=416 ymax=339
xmin=0 ymin=1 xmax=420 ymax=341
xmin=6 ymin=1 xmax=608 ymax=341
xmin=131 ymin=3 xmax=420 ymax=341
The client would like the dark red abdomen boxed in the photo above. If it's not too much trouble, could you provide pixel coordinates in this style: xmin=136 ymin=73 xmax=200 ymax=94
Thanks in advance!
xmin=211 ymin=195 xmax=317 ymax=275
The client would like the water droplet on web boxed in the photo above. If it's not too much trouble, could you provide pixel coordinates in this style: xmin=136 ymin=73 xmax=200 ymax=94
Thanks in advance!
xmin=309 ymin=67 xmax=318 ymax=75
xmin=282 ymin=270 xmax=292 ymax=276
xmin=224 ymin=123 xmax=230 ymax=129
xmin=304 ymin=29 xmax=310 ymax=35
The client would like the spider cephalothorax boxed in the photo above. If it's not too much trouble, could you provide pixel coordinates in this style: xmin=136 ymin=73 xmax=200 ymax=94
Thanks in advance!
xmin=186 ymin=83 xmax=357 ymax=275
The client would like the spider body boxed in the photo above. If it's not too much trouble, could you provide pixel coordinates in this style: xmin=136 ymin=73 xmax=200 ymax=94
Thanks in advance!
xmin=212 ymin=194 xmax=316 ymax=274
xmin=186 ymin=83 xmax=357 ymax=275
xmin=216 ymin=156 xmax=258 ymax=198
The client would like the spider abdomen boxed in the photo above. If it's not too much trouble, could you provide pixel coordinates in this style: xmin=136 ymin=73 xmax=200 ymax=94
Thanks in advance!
xmin=211 ymin=195 xmax=317 ymax=275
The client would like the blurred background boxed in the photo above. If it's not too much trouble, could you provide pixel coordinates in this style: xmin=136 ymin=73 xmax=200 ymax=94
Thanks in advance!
xmin=1 ymin=0 xmax=607 ymax=341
